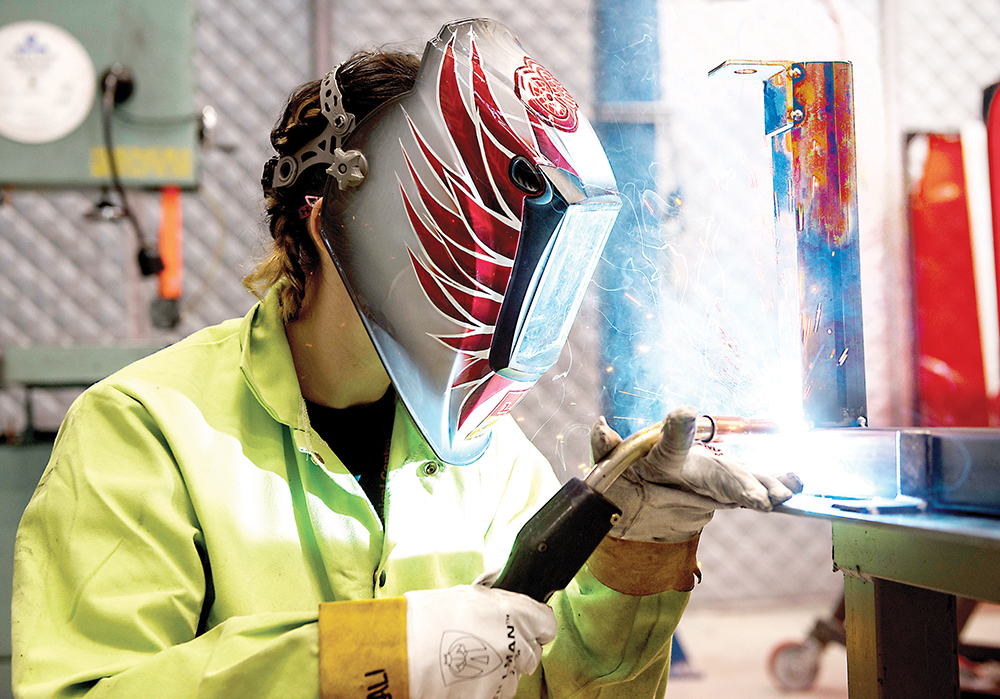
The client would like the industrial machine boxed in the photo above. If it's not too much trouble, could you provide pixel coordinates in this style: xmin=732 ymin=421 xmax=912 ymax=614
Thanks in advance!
xmin=0 ymin=0 xmax=199 ymax=190
xmin=0 ymin=0 xmax=204 ymax=327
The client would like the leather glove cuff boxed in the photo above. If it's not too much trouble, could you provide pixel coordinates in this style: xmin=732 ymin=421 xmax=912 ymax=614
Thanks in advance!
xmin=587 ymin=533 xmax=702 ymax=595
xmin=319 ymin=598 xmax=409 ymax=699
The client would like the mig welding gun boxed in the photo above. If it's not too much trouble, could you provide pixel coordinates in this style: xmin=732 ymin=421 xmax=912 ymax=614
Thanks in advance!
xmin=493 ymin=407 xmax=803 ymax=602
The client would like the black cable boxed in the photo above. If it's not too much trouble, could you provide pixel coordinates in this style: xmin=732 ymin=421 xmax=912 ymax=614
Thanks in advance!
xmin=100 ymin=67 xmax=163 ymax=276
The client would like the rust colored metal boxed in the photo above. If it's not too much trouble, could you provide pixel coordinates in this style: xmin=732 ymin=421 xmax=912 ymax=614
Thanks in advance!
xmin=710 ymin=60 xmax=867 ymax=428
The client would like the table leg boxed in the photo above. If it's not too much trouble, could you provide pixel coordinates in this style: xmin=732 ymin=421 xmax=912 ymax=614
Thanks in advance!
xmin=843 ymin=574 xmax=959 ymax=698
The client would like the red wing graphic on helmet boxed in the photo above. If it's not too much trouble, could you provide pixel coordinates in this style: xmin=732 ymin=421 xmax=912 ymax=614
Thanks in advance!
xmin=399 ymin=35 xmax=575 ymax=429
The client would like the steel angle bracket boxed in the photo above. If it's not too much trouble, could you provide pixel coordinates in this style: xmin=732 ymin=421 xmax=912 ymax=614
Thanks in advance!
xmin=710 ymin=60 xmax=866 ymax=428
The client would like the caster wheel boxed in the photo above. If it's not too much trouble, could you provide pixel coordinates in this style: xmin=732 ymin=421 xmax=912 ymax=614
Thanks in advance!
xmin=768 ymin=640 xmax=821 ymax=692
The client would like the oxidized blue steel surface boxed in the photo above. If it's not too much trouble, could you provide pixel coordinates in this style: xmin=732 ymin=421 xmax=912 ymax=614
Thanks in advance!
xmin=711 ymin=59 xmax=867 ymax=428
xmin=782 ymin=62 xmax=867 ymax=428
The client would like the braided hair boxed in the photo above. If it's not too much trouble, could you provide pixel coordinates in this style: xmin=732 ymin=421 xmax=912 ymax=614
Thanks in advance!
xmin=245 ymin=49 xmax=421 ymax=323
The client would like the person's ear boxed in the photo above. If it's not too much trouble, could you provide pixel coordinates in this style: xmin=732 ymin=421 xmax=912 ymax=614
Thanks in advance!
xmin=305 ymin=196 xmax=325 ymax=251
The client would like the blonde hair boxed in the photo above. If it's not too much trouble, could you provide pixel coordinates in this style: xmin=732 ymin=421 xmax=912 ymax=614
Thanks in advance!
xmin=244 ymin=50 xmax=421 ymax=324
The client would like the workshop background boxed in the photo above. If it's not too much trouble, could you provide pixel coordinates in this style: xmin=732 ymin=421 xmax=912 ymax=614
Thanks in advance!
xmin=1 ymin=0 xmax=999 ymax=645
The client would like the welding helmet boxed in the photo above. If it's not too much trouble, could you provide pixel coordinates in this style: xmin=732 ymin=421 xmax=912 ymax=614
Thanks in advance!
xmin=275 ymin=18 xmax=621 ymax=464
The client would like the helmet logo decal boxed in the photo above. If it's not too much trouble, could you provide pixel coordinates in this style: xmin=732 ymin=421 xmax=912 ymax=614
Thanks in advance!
xmin=398 ymin=34 xmax=557 ymax=432
xmin=514 ymin=57 xmax=579 ymax=133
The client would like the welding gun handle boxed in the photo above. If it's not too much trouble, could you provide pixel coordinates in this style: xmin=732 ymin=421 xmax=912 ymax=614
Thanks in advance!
xmin=492 ymin=478 xmax=621 ymax=603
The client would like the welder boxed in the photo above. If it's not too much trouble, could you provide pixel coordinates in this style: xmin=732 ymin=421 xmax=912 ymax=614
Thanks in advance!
xmin=11 ymin=18 xmax=796 ymax=699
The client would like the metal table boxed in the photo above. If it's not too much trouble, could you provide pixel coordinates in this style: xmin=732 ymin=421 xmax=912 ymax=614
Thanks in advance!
xmin=780 ymin=495 xmax=1000 ymax=698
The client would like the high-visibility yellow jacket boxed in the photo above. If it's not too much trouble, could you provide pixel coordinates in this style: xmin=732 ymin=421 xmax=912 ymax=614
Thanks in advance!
xmin=12 ymin=289 xmax=689 ymax=699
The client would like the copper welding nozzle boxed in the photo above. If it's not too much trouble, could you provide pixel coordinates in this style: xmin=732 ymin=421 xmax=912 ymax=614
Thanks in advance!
xmin=694 ymin=415 xmax=779 ymax=443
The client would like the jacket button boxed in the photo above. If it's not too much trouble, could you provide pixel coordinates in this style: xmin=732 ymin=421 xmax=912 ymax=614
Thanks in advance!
xmin=376 ymin=570 xmax=387 ymax=587
xmin=422 ymin=462 xmax=440 ymax=476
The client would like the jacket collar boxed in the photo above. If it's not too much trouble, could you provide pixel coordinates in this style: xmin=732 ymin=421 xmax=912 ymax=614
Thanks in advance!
xmin=239 ymin=288 xmax=303 ymax=428
xmin=238 ymin=287 xmax=441 ymax=466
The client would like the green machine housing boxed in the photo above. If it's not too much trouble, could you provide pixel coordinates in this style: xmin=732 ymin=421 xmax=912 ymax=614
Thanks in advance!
xmin=0 ymin=0 xmax=199 ymax=189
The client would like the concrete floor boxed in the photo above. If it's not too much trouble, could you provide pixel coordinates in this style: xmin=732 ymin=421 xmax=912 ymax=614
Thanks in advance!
xmin=665 ymin=599 xmax=1000 ymax=698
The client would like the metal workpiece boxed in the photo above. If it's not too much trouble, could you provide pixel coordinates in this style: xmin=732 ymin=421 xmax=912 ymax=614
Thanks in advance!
xmin=896 ymin=430 xmax=932 ymax=498
xmin=740 ymin=425 xmax=1000 ymax=517
xmin=710 ymin=60 xmax=866 ymax=429
xmin=901 ymin=428 xmax=1000 ymax=517
xmin=724 ymin=428 xmax=901 ymax=501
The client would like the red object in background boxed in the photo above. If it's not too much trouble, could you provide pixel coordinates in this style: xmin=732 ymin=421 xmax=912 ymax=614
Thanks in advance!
xmin=909 ymin=134 xmax=991 ymax=426
xmin=990 ymin=94 xmax=1000 ymax=334
xmin=988 ymin=93 xmax=1000 ymax=427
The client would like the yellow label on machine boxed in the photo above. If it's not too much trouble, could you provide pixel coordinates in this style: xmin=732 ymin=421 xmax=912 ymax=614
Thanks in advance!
xmin=90 ymin=146 xmax=193 ymax=180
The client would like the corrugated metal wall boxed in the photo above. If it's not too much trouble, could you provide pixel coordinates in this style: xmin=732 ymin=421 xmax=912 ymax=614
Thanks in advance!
xmin=2 ymin=0 xmax=999 ymax=609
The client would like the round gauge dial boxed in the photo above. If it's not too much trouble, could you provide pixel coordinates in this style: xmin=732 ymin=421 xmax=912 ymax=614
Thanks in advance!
xmin=0 ymin=21 xmax=97 ymax=144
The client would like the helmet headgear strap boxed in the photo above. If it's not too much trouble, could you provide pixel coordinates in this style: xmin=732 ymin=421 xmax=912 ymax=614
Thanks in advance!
xmin=267 ymin=65 xmax=369 ymax=191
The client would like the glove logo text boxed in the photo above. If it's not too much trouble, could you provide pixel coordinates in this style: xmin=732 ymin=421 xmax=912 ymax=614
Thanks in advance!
xmin=498 ymin=614 xmax=521 ymax=690
xmin=364 ymin=669 xmax=391 ymax=699
xmin=438 ymin=630 xmax=503 ymax=685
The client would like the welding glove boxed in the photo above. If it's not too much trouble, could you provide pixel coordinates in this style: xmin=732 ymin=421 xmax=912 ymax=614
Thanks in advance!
xmin=592 ymin=406 xmax=802 ymax=543
xmin=404 ymin=584 xmax=556 ymax=699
